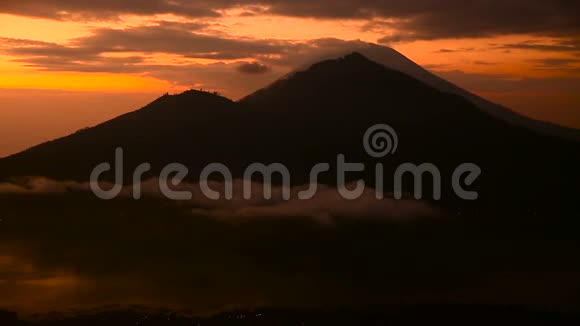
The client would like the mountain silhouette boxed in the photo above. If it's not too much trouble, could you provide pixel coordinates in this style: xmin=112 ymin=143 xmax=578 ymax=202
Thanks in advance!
xmin=1 ymin=48 xmax=580 ymax=315
xmin=317 ymin=44 xmax=580 ymax=141
xmin=0 ymin=50 xmax=578 ymax=213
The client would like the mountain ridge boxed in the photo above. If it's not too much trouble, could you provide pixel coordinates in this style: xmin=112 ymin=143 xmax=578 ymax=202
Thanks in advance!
xmin=0 ymin=50 xmax=578 ymax=213
xmin=278 ymin=45 xmax=580 ymax=141
xmin=3 ymin=47 xmax=579 ymax=163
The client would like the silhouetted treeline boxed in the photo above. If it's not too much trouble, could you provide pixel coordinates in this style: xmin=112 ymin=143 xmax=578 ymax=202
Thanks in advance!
xmin=3 ymin=305 xmax=580 ymax=326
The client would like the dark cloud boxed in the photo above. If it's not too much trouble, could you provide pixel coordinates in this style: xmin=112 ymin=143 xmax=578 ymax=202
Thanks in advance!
xmin=422 ymin=63 xmax=451 ymax=71
xmin=434 ymin=69 xmax=580 ymax=94
xmin=1 ymin=1 xmax=579 ymax=43
xmin=0 ymin=38 xmax=56 ymax=48
xmin=0 ymin=26 xmax=369 ymax=97
xmin=72 ymin=23 xmax=293 ymax=59
xmin=0 ymin=22 xmax=295 ymax=73
xmin=238 ymin=11 xmax=257 ymax=17
xmin=530 ymin=58 xmax=580 ymax=68
xmin=0 ymin=178 xmax=439 ymax=221
xmin=436 ymin=49 xmax=457 ymax=54
xmin=473 ymin=60 xmax=496 ymax=66
xmin=494 ymin=40 xmax=580 ymax=53
xmin=434 ymin=48 xmax=475 ymax=54
xmin=0 ymin=0 xmax=221 ymax=20
xmin=371 ymin=1 xmax=580 ymax=43
xmin=236 ymin=61 xmax=271 ymax=74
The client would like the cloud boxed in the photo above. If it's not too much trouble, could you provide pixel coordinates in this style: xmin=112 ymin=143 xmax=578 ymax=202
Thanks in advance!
xmin=422 ymin=63 xmax=451 ymax=71
xmin=0 ymin=23 xmax=295 ymax=64
xmin=0 ymin=177 xmax=83 ymax=194
xmin=0 ymin=0 xmax=221 ymax=20
xmin=473 ymin=60 xmax=496 ymax=66
xmin=434 ymin=48 xmax=475 ymax=54
xmin=236 ymin=62 xmax=272 ymax=74
xmin=0 ymin=28 xmax=371 ymax=97
xmin=436 ymin=49 xmax=458 ymax=54
xmin=1 ymin=1 xmax=579 ymax=43
xmin=0 ymin=177 xmax=439 ymax=222
xmin=493 ymin=40 xmax=580 ymax=53
xmin=190 ymin=186 xmax=438 ymax=223
xmin=0 ymin=24 xmax=282 ymax=74
xmin=433 ymin=69 xmax=580 ymax=94
xmin=529 ymin=58 xmax=580 ymax=68
xmin=370 ymin=1 xmax=580 ymax=43
xmin=76 ymin=24 xmax=293 ymax=59
xmin=0 ymin=24 xmax=289 ymax=96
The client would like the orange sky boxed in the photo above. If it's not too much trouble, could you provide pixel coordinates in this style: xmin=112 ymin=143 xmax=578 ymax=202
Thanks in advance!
xmin=0 ymin=10 xmax=579 ymax=157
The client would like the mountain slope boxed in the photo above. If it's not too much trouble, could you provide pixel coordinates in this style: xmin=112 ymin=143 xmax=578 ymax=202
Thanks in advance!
xmin=286 ymin=44 xmax=580 ymax=141
xmin=240 ymin=52 xmax=579 ymax=211
xmin=0 ymin=90 xmax=243 ymax=180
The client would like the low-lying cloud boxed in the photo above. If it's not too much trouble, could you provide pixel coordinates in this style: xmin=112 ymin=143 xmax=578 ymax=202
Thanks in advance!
xmin=0 ymin=177 xmax=439 ymax=222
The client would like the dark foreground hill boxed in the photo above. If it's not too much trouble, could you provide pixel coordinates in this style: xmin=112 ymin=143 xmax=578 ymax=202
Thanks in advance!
xmin=3 ymin=306 xmax=580 ymax=326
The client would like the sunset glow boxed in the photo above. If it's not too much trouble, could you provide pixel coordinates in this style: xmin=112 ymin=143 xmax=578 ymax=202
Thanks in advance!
xmin=0 ymin=3 xmax=579 ymax=157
